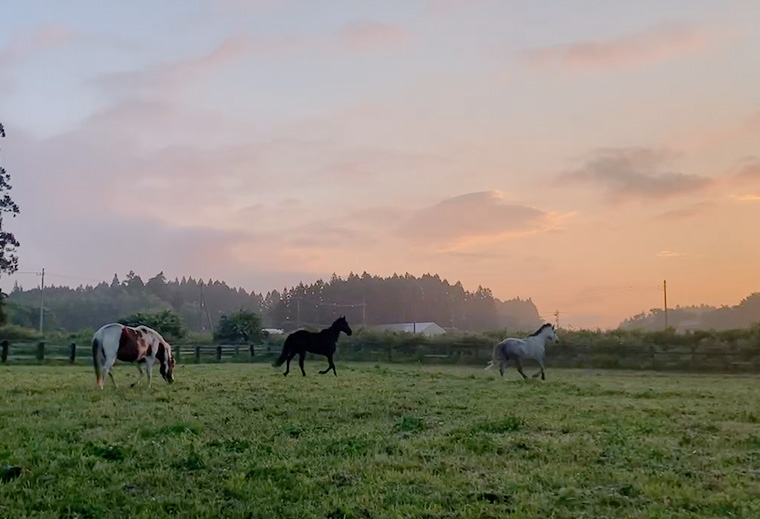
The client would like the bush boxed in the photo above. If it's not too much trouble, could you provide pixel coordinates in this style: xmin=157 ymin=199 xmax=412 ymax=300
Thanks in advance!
xmin=214 ymin=309 xmax=262 ymax=344
xmin=118 ymin=309 xmax=187 ymax=341
xmin=0 ymin=324 xmax=41 ymax=341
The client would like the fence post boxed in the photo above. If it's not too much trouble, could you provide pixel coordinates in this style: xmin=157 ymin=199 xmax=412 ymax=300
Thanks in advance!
xmin=388 ymin=342 xmax=392 ymax=362
xmin=1 ymin=340 xmax=8 ymax=363
xmin=69 ymin=343 xmax=76 ymax=364
xmin=234 ymin=345 xmax=239 ymax=360
xmin=249 ymin=344 xmax=255 ymax=361
xmin=216 ymin=345 xmax=222 ymax=362
xmin=174 ymin=345 xmax=181 ymax=364
xmin=36 ymin=341 xmax=45 ymax=362
xmin=195 ymin=346 xmax=201 ymax=364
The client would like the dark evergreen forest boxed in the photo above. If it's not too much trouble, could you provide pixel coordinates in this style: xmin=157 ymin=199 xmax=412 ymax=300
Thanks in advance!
xmin=6 ymin=271 xmax=542 ymax=334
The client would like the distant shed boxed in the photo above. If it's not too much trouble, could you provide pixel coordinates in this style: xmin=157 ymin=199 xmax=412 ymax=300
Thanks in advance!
xmin=373 ymin=322 xmax=447 ymax=336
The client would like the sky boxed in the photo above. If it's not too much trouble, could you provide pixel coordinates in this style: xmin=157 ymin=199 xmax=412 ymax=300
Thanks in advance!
xmin=0 ymin=0 xmax=759 ymax=329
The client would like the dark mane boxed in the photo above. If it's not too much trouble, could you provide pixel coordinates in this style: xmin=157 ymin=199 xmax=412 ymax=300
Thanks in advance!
xmin=528 ymin=323 xmax=553 ymax=337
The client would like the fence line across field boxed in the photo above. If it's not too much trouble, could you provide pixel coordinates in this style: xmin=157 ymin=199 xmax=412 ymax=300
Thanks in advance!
xmin=2 ymin=338 xmax=759 ymax=373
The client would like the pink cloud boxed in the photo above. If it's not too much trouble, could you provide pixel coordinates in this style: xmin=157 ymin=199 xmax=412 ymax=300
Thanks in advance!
xmin=519 ymin=23 xmax=717 ymax=71
xmin=397 ymin=191 xmax=561 ymax=250
xmin=90 ymin=19 xmax=410 ymax=99
xmin=0 ymin=24 xmax=75 ymax=64
xmin=0 ymin=24 xmax=77 ymax=91
xmin=335 ymin=21 xmax=411 ymax=52
xmin=92 ymin=36 xmax=250 ymax=97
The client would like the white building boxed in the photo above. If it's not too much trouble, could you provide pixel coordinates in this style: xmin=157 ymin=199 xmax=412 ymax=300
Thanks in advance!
xmin=373 ymin=322 xmax=447 ymax=336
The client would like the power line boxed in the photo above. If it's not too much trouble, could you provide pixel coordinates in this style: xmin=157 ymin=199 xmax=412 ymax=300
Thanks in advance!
xmin=45 ymin=272 xmax=102 ymax=283
xmin=14 ymin=271 xmax=102 ymax=284
xmin=316 ymin=302 xmax=367 ymax=308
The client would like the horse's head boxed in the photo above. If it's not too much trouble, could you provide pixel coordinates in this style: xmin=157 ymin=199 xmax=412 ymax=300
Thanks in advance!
xmin=530 ymin=323 xmax=559 ymax=344
xmin=335 ymin=315 xmax=353 ymax=336
xmin=545 ymin=324 xmax=560 ymax=344
xmin=157 ymin=341 xmax=175 ymax=383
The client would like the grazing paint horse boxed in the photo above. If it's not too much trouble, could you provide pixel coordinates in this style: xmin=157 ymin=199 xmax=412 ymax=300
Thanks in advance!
xmin=485 ymin=323 xmax=559 ymax=380
xmin=92 ymin=323 xmax=175 ymax=389
xmin=273 ymin=316 xmax=352 ymax=376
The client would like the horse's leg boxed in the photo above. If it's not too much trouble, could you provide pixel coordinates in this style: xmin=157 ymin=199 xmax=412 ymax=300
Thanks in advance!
xmin=318 ymin=354 xmax=332 ymax=375
xmin=499 ymin=360 xmax=506 ymax=377
xmin=515 ymin=357 xmax=528 ymax=380
xmin=284 ymin=352 xmax=296 ymax=376
xmin=145 ymin=360 xmax=155 ymax=388
xmin=531 ymin=358 xmax=544 ymax=379
xmin=131 ymin=364 xmax=145 ymax=387
xmin=103 ymin=357 xmax=117 ymax=388
xmin=326 ymin=354 xmax=337 ymax=376
xmin=298 ymin=352 xmax=306 ymax=376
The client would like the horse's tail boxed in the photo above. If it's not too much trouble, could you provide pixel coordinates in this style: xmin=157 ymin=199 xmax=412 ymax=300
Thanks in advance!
xmin=92 ymin=336 xmax=106 ymax=388
xmin=485 ymin=341 xmax=504 ymax=369
xmin=272 ymin=337 xmax=291 ymax=367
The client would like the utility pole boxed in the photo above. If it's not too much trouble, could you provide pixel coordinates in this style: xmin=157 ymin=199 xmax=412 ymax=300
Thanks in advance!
xmin=362 ymin=297 xmax=366 ymax=327
xmin=296 ymin=297 xmax=301 ymax=329
xmin=199 ymin=284 xmax=205 ymax=331
xmin=38 ymin=268 xmax=45 ymax=335
xmin=198 ymin=283 xmax=215 ymax=333
xmin=205 ymin=303 xmax=215 ymax=334
xmin=663 ymin=280 xmax=668 ymax=330
xmin=554 ymin=309 xmax=560 ymax=328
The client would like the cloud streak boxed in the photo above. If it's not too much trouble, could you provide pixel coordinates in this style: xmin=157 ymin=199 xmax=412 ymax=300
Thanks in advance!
xmin=654 ymin=201 xmax=715 ymax=221
xmin=560 ymin=147 xmax=713 ymax=202
xmin=520 ymin=23 xmax=717 ymax=71
xmin=0 ymin=24 xmax=77 ymax=92
xmin=397 ymin=191 xmax=561 ymax=250
xmin=91 ymin=36 xmax=250 ymax=98
xmin=335 ymin=20 xmax=411 ymax=52
xmin=732 ymin=156 xmax=760 ymax=182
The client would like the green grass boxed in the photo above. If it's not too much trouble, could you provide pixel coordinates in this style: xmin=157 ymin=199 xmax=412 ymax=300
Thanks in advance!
xmin=1 ymin=363 xmax=760 ymax=518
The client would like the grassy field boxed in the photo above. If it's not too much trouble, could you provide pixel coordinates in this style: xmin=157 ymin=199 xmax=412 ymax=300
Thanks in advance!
xmin=1 ymin=363 xmax=760 ymax=518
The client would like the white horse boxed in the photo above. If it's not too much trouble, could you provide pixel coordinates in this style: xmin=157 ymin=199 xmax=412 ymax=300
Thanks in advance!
xmin=485 ymin=323 xmax=559 ymax=380
xmin=92 ymin=323 xmax=175 ymax=389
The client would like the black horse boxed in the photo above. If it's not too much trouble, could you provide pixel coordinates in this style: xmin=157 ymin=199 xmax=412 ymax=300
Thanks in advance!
xmin=273 ymin=316 xmax=352 ymax=376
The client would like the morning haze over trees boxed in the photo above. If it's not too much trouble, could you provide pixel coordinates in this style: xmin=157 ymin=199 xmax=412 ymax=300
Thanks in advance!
xmin=620 ymin=293 xmax=760 ymax=332
xmin=5 ymin=271 xmax=543 ymax=335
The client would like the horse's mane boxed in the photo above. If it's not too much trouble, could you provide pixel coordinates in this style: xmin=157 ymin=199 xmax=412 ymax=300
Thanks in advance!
xmin=528 ymin=323 xmax=553 ymax=337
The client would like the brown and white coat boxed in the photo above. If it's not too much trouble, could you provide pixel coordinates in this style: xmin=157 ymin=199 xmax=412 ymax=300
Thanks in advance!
xmin=92 ymin=323 xmax=175 ymax=389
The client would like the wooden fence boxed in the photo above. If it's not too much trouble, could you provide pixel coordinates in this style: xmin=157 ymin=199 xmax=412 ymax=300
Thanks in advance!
xmin=2 ymin=338 xmax=760 ymax=373
xmin=0 ymin=341 xmax=281 ymax=365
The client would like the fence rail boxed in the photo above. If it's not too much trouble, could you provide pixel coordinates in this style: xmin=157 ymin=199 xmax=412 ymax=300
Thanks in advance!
xmin=1 ymin=338 xmax=759 ymax=373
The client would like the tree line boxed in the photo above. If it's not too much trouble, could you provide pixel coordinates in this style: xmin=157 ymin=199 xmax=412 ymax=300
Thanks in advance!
xmin=620 ymin=292 xmax=760 ymax=331
xmin=6 ymin=271 xmax=542 ymax=335
xmin=0 ymin=122 xmax=21 ymax=325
